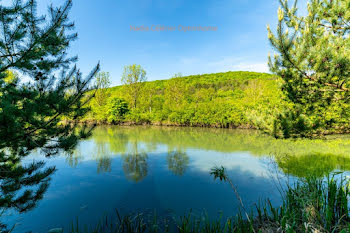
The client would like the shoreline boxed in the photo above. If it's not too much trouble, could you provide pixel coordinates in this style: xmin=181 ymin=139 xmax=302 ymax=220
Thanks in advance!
xmin=66 ymin=119 xmax=350 ymax=137
xmin=70 ymin=119 xmax=258 ymax=129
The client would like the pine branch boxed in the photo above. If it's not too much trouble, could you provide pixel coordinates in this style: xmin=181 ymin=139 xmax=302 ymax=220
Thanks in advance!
xmin=0 ymin=0 xmax=73 ymax=73
xmin=277 ymin=21 xmax=349 ymax=92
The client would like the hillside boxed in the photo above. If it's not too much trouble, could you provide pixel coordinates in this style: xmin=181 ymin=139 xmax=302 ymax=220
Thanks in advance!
xmin=85 ymin=71 xmax=287 ymax=133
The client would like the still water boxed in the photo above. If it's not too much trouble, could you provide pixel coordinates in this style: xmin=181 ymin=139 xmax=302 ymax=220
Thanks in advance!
xmin=4 ymin=126 xmax=350 ymax=232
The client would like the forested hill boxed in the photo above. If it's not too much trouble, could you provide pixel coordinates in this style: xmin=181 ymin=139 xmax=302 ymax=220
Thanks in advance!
xmin=108 ymin=71 xmax=274 ymax=93
xmin=109 ymin=71 xmax=274 ymax=92
xmin=85 ymin=71 xmax=288 ymax=134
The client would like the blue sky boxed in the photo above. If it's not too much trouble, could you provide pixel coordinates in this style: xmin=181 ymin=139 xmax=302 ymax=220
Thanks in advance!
xmin=32 ymin=0 xmax=292 ymax=86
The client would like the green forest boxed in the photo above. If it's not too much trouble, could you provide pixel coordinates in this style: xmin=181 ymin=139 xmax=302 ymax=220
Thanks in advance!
xmin=84 ymin=70 xmax=349 ymax=138
xmin=85 ymin=71 xmax=283 ymax=128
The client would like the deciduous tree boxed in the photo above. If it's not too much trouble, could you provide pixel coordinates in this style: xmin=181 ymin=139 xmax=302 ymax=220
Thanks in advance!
xmin=91 ymin=71 xmax=111 ymax=120
xmin=121 ymin=64 xmax=147 ymax=109
xmin=93 ymin=71 xmax=111 ymax=107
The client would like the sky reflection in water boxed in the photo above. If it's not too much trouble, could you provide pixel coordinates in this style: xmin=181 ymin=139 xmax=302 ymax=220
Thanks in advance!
xmin=5 ymin=126 xmax=350 ymax=232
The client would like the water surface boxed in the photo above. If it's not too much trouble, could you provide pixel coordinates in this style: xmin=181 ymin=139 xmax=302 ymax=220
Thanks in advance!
xmin=4 ymin=126 xmax=350 ymax=232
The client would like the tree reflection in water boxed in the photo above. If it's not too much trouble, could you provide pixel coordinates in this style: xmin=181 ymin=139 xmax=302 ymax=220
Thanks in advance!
xmin=93 ymin=135 xmax=112 ymax=174
xmin=167 ymin=150 xmax=189 ymax=176
xmin=86 ymin=126 xmax=350 ymax=179
xmin=122 ymin=141 xmax=148 ymax=182
xmin=66 ymin=149 xmax=83 ymax=168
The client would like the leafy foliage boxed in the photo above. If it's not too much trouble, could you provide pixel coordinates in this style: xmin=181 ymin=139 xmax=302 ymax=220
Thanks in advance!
xmin=87 ymin=71 xmax=292 ymax=135
xmin=86 ymin=68 xmax=349 ymax=136
xmin=107 ymin=97 xmax=129 ymax=123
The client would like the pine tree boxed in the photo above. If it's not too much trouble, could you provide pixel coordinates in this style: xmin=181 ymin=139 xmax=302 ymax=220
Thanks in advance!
xmin=268 ymin=0 xmax=350 ymax=137
xmin=0 ymin=0 xmax=99 ymax=227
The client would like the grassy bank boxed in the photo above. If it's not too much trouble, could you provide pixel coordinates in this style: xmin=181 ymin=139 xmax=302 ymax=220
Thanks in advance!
xmin=68 ymin=171 xmax=350 ymax=233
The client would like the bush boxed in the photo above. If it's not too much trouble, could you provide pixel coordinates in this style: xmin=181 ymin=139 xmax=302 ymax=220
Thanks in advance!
xmin=107 ymin=97 xmax=129 ymax=123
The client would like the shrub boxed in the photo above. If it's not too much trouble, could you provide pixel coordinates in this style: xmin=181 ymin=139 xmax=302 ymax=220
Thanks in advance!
xmin=107 ymin=98 xmax=129 ymax=123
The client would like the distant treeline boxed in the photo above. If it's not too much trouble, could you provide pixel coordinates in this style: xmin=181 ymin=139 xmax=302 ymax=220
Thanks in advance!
xmin=81 ymin=71 xmax=349 ymax=137
xmin=83 ymin=72 xmax=281 ymax=130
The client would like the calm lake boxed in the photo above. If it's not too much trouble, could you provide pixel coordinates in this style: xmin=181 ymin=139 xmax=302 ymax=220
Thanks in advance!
xmin=4 ymin=126 xmax=350 ymax=232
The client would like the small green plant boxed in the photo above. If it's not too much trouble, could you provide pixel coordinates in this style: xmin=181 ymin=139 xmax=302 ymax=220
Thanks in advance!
xmin=210 ymin=166 xmax=255 ymax=232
